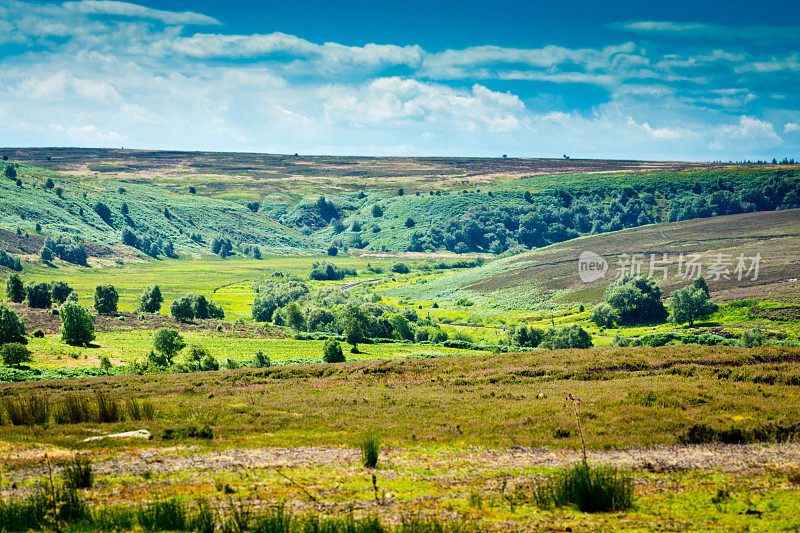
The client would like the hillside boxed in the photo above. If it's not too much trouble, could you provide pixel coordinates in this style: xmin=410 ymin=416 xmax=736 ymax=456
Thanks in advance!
xmin=1 ymin=150 xmax=798 ymax=264
xmin=389 ymin=209 xmax=800 ymax=309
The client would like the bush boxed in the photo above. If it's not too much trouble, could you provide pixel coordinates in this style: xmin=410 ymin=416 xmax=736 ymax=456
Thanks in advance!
xmin=326 ymin=245 xmax=338 ymax=256
xmin=540 ymin=325 xmax=593 ymax=349
xmin=60 ymin=302 xmax=95 ymax=346
xmin=390 ymin=262 xmax=410 ymax=274
xmin=323 ymin=338 xmax=345 ymax=363
xmin=533 ymin=463 xmax=634 ymax=513
xmin=63 ymin=457 xmax=94 ymax=489
xmin=93 ymin=202 xmax=113 ymax=224
xmin=1 ymin=343 xmax=31 ymax=367
xmin=0 ymin=304 xmax=26 ymax=344
xmin=32 ymin=329 xmax=44 ymax=338
xmin=139 ymin=285 xmax=163 ymax=314
xmin=5 ymin=274 xmax=24 ymax=303
xmin=252 ymin=349 xmax=271 ymax=368
xmin=740 ymin=327 xmax=765 ymax=348
xmin=51 ymin=281 xmax=74 ymax=304
xmin=26 ymin=282 xmax=52 ymax=308
xmin=170 ymin=296 xmax=194 ymax=322
xmin=589 ymin=303 xmax=619 ymax=328
xmin=0 ymin=250 xmax=21 ymax=271
xmin=284 ymin=302 xmax=305 ymax=331
xmin=605 ymin=275 xmax=667 ymax=325
xmin=94 ymin=285 xmax=118 ymax=315
xmin=152 ymin=328 xmax=185 ymax=362
xmin=371 ymin=204 xmax=383 ymax=217
xmin=360 ymin=433 xmax=380 ymax=468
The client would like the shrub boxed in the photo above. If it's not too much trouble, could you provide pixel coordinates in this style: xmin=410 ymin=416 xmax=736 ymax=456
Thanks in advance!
xmin=1 ymin=343 xmax=31 ymax=367
xmin=60 ymin=302 xmax=95 ymax=346
xmin=51 ymin=281 xmax=74 ymax=304
xmin=186 ymin=343 xmax=209 ymax=364
xmin=540 ymin=325 xmax=593 ymax=349
xmin=26 ymin=282 xmax=52 ymax=308
xmin=170 ymin=296 xmax=194 ymax=322
xmin=371 ymin=204 xmax=383 ymax=217
xmin=5 ymin=274 xmax=24 ymax=303
xmin=32 ymin=329 xmax=44 ymax=338
xmin=405 ymin=217 xmax=415 ymax=228
xmin=0 ymin=250 xmax=22 ymax=271
xmin=360 ymin=433 xmax=380 ymax=468
xmin=200 ymin=354 xmax=220 ymax=371
xmin=45 ymin=178 xmax=54 ymax=189
xmin=590 ymin=303 xmax=619 ymax=328
xmin=0 ymin=304 xmax=26 ymax=344
xmin=326 ymin=245 xmax=338 ymax=256
xmin=41 ymin=235 xmax=87 ymax=265
xmin=93 ymin=202 xmax=113 ymax=224
xmin=94 ymin=284 xmax=119 ymax=315
xmin=390 ymin=262 xmax=410 ymax=274
xmin=740 ymin=327 xmax=765 ymax=348
xmin=152 ymin=328 xmax=185 ymax=362
xmin=139 ymin=285 xmax=163 ymax=314
xmin=322 ymin=338 xmax=345 ymax=363
xmin=252 ymin=350 xmax=271 ymax=368
xmin=605 ymin=275 xmax=667 ymax=325
xmin=533 ymin=463 xmax=634 ymax=513
xmin=63 ymin=457 xmax=94 ymax=489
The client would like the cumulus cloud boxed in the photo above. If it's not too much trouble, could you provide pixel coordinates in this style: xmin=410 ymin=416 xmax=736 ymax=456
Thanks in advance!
xmin=0 ymin=0 xmax=795 ymax=159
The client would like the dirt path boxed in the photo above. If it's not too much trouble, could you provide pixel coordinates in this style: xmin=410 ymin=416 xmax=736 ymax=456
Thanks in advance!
xmin=5 ymin=443 xmax=799 ymax=480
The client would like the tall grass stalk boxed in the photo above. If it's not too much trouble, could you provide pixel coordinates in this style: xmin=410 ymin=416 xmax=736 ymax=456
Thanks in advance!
xmin=95 ymin=392 xmax=122 ymax=423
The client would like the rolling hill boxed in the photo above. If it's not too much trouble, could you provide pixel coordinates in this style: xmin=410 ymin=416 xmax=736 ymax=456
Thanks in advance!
xmin=388 ymin=209 xmax=800 ymax=309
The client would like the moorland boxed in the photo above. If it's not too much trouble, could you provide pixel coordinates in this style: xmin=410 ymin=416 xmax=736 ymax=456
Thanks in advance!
xmin=0 ymin=149 xmax=799 ymax=531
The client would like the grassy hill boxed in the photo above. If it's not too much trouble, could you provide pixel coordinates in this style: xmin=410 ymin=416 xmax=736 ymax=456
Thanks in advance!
xmin=389 ymin=208 xmax=800 ymax=310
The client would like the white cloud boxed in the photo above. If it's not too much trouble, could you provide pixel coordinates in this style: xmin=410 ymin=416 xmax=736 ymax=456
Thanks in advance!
xmin=709 ymin=116 xmax=781 ymax=150
xmin=0 ymin=1 xmax=796 ymax=159
xmin=63 ymin=1 xmax=219 ymax=25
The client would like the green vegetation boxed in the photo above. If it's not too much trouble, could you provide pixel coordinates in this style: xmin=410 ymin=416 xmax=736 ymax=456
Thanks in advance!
xmin=60 ymin=301 xmax=96 ymax=346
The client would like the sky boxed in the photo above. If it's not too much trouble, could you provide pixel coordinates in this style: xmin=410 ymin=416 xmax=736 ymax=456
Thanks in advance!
xmin=1 ymin=0 xmax=799 ymax=160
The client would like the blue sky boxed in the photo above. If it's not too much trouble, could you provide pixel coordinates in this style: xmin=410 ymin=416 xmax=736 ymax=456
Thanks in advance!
xmin=1 ymin=0 xmax=799 ymax=160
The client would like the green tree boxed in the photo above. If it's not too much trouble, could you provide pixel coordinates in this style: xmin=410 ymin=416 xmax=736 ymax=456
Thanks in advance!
xmin=60 ymin=301 xmax=95 ymax=346
xmin=284 ymin=302 xmax=306 ymax=331
xmin=152 ymin=328 xmax=185 ymax=362
xmin=342 ymin=304 xmax=370 ymax=350
xmin=540 ymin=325 xmax=593 ymax=349
xmin=669 ymin=281 xmax=718 ymax=327
xmin=51 ymin=281 xmax=74 ymax=304
xmin=139 ymin=285 xmax=163 ymax=313
xmin=1 ymin=343 xmax=31 ymax=367
xmin=5 ymin=274 xmax=24 ymax=303
xmin=605 ymin=275 xmax=667 ymax=325
xmin=94 ymin=284 xmax=118 ymax=315
xmin=692 ymin=276 xmax=711 ymax=297
xmin=322 ymin=338 xmax=345 ymax=363
xmin=0 ymin=304 xmax=26 ymax=344
xmin=26 ymin=282 xmax=52 ymax=308
xmin=170 ymin=296 xmax=194 ymax=322
xmin=387 ymin=313 xmax=414 ymax=340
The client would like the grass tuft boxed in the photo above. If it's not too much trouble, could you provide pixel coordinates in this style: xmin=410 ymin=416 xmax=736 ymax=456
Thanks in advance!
xmin=137 ymin=497 xmax=187 ymax=532
xmin=126 ymin=398 xmax=156 ymax=421
xmin=360 ymin=432 xmax=380 ymax=468
xmin=55 ymin=395 xmax=93 ymax=424
xmin=62 ymin=457 xmax=94 ymax=489
xmin=533 ymin=462 xmax=634 ymax=513
xmin=1 ymin=395 xmax=49 ymax=426
xmin=95 ymin=392 xmax=122 ymax=423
